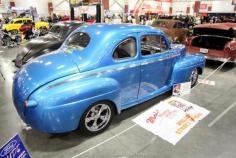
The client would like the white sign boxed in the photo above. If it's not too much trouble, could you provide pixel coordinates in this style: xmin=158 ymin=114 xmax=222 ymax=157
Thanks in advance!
xmin=133 ymin=97 xmax=210 ymax=145
xmin=173 ymin=82 xmax=191 ymax=96
xmin=200 ymin=48 xmax=208 ymax=54
xmin=198 ymin=79 xmax=216 ymax=86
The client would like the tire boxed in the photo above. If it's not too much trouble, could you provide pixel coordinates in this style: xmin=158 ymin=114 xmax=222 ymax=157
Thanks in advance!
xmin=10 ymin=30 xmax=18 ymax=35
xmin=189 ymin=68 xmax=199 ymax=87
xmin=3 ymin=36 xmax=11 ymax=47
xmin=39 ymin=27 xmax=48 ymax=36
xmin=79 ymin=101 xmax=114 ymax=135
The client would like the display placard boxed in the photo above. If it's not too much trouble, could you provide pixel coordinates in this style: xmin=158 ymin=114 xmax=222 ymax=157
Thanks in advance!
xmin=133 ymin=97 xmax=210 ymax=145
xmin=0 ymin=134 xmax=30 ymax=158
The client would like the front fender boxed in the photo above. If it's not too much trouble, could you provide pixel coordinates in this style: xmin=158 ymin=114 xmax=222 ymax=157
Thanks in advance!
xmin=25 ymin=77 xmax=121 ymax=133
xmin=171 ymin=54 xmax=205 ymax=84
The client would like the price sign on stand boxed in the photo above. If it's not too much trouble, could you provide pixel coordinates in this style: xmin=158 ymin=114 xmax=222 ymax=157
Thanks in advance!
xmin=173 ymin=82 xmax=191 ymax=96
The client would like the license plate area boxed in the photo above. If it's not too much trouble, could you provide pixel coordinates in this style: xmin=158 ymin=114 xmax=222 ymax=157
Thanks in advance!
xmin=200 ymin=48 xmax=208 ymax=54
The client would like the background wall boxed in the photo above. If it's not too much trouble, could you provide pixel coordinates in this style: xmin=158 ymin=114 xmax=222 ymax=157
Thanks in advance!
xmin=172 ymin=0 xmax=235 ymax=15
xmin=0 ymin=0 xmax=70 ymax=16
xmin=14 ymin=0 xmax=49 ymax=16
xmin=0 ymin=0 xmax=235 ymax=17
xmin=51 ymin=0 xmax=70 ymax=15
xmin=0 ymin=0 xmax=10 ymax=14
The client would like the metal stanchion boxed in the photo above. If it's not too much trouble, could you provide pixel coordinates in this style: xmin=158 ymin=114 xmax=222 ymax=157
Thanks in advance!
xmin=0 ymin=69 xmax=5 ymax=81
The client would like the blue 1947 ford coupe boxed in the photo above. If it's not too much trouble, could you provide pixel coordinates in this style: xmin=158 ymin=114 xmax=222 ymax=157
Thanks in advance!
xmin=13 ymin=24 xmax=205 ymax=134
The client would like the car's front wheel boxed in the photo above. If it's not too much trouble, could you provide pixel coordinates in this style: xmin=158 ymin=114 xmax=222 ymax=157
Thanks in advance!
xmin=190 ymin=68 xmax=199 ymax=87
xmin=80 ymin=101 xmax=114 ymax=135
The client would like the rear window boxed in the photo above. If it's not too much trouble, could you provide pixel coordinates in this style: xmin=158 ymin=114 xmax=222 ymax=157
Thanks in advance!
xmin=152 ymin=21 xmax=170 ymax=29
xmin=65 ymin=32 xmax=90 ymax=50
xmin=50 ymin=24 xmax=79 ymax=39
xmin=14 ymin=20 xmax=23 ymax=24
xmin=193 ymin=28 xmax=236 ymax=38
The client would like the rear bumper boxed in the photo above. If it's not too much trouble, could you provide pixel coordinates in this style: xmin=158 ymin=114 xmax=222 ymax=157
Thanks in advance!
xmin=204 ymin=55 xmax=235 ymax=63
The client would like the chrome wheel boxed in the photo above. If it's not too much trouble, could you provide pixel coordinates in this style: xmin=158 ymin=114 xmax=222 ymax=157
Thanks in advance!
xmin=190 ymin=68 xmax=198 ymax=87
xmin=10 ymin=30 xmax=18 ymax=35
xmin=84 ymin=103 xmax=112 ymax=132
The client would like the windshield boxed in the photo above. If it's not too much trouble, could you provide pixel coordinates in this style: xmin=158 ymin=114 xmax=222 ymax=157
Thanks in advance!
xmin=193 ymin=28 xmax=236 ymax=38
xmin=65 ymin=32 xmax=90 ymax=51
xmin=49 ymin=24 xmax=72 ymax=39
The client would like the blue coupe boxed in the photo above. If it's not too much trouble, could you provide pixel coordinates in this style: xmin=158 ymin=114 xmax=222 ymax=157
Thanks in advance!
xmin=12 ymin=24 xmax=205 ymax=134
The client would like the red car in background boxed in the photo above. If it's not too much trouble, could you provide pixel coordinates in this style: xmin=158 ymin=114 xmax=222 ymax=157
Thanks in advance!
xmin=186 ymin=23 xmax=236 ymax=63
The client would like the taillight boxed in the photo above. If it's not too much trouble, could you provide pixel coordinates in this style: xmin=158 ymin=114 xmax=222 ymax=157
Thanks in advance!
xmin=24 ymin=100 xmax=38 ymax=107
xmin=185 ymin=38 xmax=191 ymax=46
xmin=224 ymin=47 xmax=231 ymax=58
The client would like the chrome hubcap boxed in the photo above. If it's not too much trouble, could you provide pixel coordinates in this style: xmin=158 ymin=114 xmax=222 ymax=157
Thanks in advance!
xmin=190 ymin=69 xmax=198 ymax=86
xmin=85 ymin=104 xmax=111 ymax=132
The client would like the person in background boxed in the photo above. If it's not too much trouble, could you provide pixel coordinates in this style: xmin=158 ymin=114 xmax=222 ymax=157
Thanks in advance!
xmin=127 ymin=14 xmax=132 ymax=23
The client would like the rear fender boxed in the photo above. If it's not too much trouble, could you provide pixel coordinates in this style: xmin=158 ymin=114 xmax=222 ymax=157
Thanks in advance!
xmin=25 ymin=77 xmax=121 ymax=133
xmin=30 ymin=76 xmax=121 ymax=111
xmin=171 ymin=54 xmax=205 ymax=84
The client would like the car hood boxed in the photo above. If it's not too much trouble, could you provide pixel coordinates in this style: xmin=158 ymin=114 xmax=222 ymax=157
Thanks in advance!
xmin=13 ymin=50 xmax=79 ymax=100
xmin=17 ymin=34 xmax=62 ymax=63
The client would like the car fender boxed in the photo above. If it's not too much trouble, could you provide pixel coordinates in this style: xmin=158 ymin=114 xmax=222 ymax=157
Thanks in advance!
xmin=171 ymin=54 xmax=205 ymax=84
xmin=25 ymin=77 xmax=121 ymax=133
xmin=35 ymin=22 xmax=49 ymax=29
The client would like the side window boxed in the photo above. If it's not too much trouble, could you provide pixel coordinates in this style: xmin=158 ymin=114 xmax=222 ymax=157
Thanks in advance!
xmin=141 ymin=35 xmax=168 ymax=56
xmin=174 ymin=22 xmax=183 ymax=29
xmin=113 ymin=38 xmax=136 ymax=60
xmin=14 ymin=20 xmax=23 ymax=24
xmin=27 ymin=20 xmax=32 ymax=24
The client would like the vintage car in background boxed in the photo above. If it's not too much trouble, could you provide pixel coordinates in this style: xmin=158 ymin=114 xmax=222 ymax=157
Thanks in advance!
xmin=2 ymin=17 xmax=49 ymax=34
xmin=12 ymin=24 xmax=205 ymax=134
xmin=186 ymin=23 xmax=236 ymax=63
xmin=14 ymin=21 xmax=85 ymax=67
xmin=151 ymin=19 xmax=189 ymax=43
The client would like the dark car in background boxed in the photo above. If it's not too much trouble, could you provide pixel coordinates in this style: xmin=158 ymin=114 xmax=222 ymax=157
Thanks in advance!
xmin=151 ymin=19 xmax=189 ymax=43
xmin=186 ymin=23 xmax=236 ymax=63
xmin=14 ymin=21 xmax=85 ymax=68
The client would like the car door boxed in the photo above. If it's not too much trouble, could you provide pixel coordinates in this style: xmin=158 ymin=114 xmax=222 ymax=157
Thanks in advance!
xmin=138 ymin=33 xmax=176 ymax=100
xmin=14 ymin=20 xmax=23 ymax=30
xmin=111 ymin=36 xmax=141 ymax=109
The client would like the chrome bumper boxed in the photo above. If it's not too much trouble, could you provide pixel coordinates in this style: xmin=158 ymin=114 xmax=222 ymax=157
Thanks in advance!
xmin=204 ymin=56 xmax=236 ymax=63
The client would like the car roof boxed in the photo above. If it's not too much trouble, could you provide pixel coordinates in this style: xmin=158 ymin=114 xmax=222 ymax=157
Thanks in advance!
xmin=13 ymin=18 xmax=32 ymax=21
xmin=152 ymin=19 xmax=180 ymax=28
xmin=156 ymin=19 xmax=181 ymax=22
xmin=77 ymin=23 xmax=162 ymax=36
xmin=55 ymin=21 xmax=85 ymax=27
xmin=194 ymin=23 xmax=236 ymax=30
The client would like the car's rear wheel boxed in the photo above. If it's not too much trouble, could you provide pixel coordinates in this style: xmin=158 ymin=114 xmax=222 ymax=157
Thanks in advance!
xmin=80 ymin=101 xmax=114 ymax=135
xmin=10 ymin=29 xmax=18 ymax=35
xmin=190 ymin=68 xmax=199 ymax=87
xmin=3 ymin=36 xmax=11 ymax=47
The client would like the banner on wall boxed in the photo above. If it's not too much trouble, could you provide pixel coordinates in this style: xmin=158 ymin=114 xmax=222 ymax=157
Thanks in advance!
xmin=200 ymin=4 xmax=207 ymax=9
xmin=155 ymin=0 xmax=172 ymax=2
xmin=194 ymin=1 xmax=201 ymax=13
xmin=133 ymin=97 xmax=210 ymax=145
